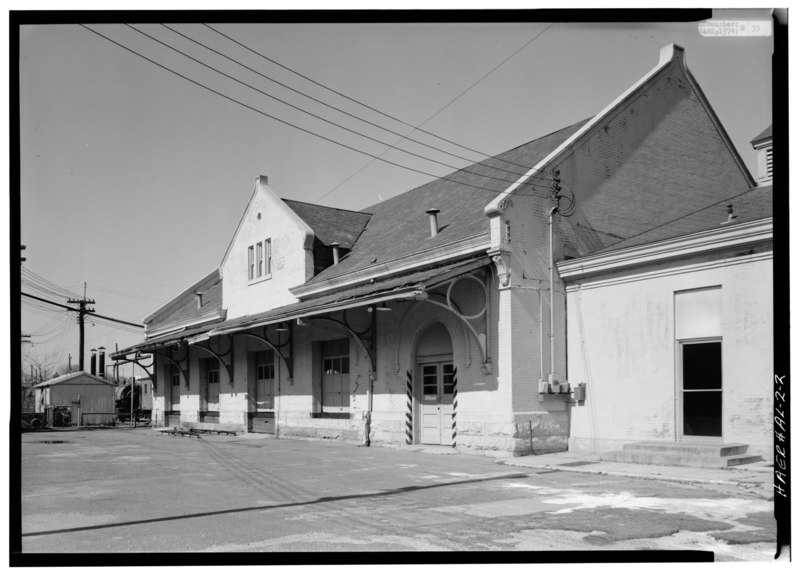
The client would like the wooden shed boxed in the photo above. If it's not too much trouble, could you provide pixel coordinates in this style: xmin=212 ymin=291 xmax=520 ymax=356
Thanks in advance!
xmin=33 ymin=372 xmax=117 ymax=426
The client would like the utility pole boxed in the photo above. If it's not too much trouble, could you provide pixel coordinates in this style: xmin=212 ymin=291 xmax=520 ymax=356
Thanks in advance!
xmin=67 ymin=282 xmax=95 ymax=372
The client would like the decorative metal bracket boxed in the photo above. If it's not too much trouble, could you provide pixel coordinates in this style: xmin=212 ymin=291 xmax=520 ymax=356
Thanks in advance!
xmin=393 ymin=270 xmax=490 ymax=373
xmin=308 ymin=310 xmax=376 ymax=375
xmin=113 ymin=352 xmax=158 ymax=391
xmin=192 ymin=334 xmax=234 ymax=386
xmin=234 ymin=324 xmax=293 ymax=380
xmin=153 ymin=342 xmax=190 ymax=389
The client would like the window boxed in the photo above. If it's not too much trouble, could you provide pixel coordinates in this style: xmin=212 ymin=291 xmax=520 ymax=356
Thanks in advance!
xmin=321 ymin=339 xmax=350 ymax=412
xmin=248 ymin=239 xmax=272 ymax=282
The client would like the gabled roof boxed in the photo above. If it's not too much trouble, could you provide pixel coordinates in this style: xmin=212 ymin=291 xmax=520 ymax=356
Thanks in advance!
xmin=33 ymin=371 xmax=116 ymax=389
xmin=751 ymin=125 xmax=772 ymax=146
xmin=283 ymin=200 xmax=371 ymax=248
xmin=592 ymin=185 xmax=772 ymax=253
xmin=486 ymin=44 xmax=755 ymax=219
xmin=294 ymin=119 xmax=588 ymax=293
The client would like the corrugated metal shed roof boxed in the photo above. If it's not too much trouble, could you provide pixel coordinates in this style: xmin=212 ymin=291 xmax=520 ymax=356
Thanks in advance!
xmin=33 ymin=371 xmax=116 ymax=389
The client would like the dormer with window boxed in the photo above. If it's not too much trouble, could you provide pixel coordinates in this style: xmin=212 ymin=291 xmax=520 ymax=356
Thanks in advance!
xmin=751 ymin=125 xmax=773 ymax=186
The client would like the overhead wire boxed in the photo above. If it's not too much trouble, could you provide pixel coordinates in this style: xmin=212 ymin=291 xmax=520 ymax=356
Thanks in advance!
xmin=161 ymin=23 xmax=536 ymax=180
xmin=598 ymin=186 xmax=765 ymax=252
xmin=203 ymin=22 xmax=558 ymax=176
xmin=80 ymin=24 xmax=568 ymax=200
xmin=124 ymin=23 xmax=559 ymax=194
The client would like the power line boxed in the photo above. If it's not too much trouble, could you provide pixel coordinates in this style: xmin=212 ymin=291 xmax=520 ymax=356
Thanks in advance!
xmin=203 ymin=22 xmax=557 ymax=176
xmin=86 ymin=283 xmax=166 ymax=304
xmin=596 ymin=186 xmax=766 ymax=252
xmin=80 ymin=24 xmax=562 ymax=200
xmin=22 ymin=293 xmax=144 ymax=329
xmin=160 ymin=23 xmax=534 ymax=180
xmin=124 ymin=23 xmax=556 ymax=193
xmin=315 ymin=23 xmax=557 ymax=203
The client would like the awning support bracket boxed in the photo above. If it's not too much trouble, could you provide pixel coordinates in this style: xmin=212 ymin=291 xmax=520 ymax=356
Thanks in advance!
xmin=192 ymin=334 xmax=234 ymax=386
xmin=234 ymin=324 xmax=293 ymax=380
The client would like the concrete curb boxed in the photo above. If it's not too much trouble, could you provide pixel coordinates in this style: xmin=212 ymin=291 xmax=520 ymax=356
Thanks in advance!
xmin=496 ymin=459 xmax=774 ymax=500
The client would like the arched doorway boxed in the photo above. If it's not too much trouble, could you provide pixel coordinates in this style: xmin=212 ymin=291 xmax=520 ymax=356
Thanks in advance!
xmin=415 ymin=323 xmax=455 ymax=445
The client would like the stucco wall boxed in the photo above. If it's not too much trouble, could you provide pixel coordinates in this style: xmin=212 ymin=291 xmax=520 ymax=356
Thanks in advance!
xmin=221 ymin=177 xmax=313 ymax=318
xmin=566 ymin=251 xmax=773 ymax=457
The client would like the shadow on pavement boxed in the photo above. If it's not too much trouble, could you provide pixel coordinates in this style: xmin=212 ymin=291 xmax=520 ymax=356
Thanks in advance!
xmin=23 ymin=472 xmax=535 ymax=538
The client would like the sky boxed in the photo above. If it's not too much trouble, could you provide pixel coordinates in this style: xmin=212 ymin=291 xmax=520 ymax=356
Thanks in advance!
xmin=16 ymin=10 xmax=775 ymax=377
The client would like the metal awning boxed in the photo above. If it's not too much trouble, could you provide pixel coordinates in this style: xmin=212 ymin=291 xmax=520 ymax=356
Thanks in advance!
xmin=114 ymin=256 xmax=489 ymax=356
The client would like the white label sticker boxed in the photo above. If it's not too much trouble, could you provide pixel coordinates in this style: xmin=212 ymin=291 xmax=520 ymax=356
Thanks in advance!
xmin=699 ymin=20 xmax=772 ymax=37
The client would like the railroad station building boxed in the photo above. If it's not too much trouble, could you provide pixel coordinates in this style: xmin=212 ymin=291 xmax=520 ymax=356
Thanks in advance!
xmin=114 ymin=45 xmax=773 ymax=461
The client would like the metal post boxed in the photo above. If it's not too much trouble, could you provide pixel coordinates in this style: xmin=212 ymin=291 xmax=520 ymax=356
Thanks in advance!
xmin=130 ymin=364 xmax=134 ymax=428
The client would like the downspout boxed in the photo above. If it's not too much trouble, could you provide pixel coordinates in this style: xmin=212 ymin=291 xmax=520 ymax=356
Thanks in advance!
xmin=539 ymin=287 xmax=544 ymax=382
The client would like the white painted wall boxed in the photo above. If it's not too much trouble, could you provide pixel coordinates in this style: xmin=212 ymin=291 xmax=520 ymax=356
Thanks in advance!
xmin=567 ymin=252 xmax=773 ymax=456
xmin=221 ymin=176 xmax=314 ymax=318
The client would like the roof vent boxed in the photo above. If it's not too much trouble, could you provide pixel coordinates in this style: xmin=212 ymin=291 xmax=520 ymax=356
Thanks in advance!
xmin=426 ymin=208 xmax=440 ymax=238
xmin=331 ymin=242 xmax=340 ymax=265
xmin=720 ymin=204 xmax=738 ymax=226
xmin=195 ymin=291 xmax=203 ymax=309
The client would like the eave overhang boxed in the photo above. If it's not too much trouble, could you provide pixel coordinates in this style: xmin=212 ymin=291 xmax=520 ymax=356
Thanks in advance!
xmin=556 ymin=217 xmax=772 ymax=281
xmin=290 ymin=231 xmax=490 ymax=299
xmin=114 ymin=256 xmax=490 ymax=356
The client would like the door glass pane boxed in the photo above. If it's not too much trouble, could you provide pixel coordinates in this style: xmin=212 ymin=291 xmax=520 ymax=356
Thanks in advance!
xmin=422 ymin=365 xmax=438 ymax=397
xmin=683 ymin=342 xmax=721 ymax=390
xmin=683 ymin=391 xmax=722 ymax=437
xmin=442 ymin=363 xmax=455 ymax=395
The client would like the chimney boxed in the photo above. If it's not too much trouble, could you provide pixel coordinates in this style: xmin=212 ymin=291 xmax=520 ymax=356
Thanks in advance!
xmin=90 ymin=348 xmax=97 ymax=375
xmin=98 ymin=347 xmax=106 ymax=378
xmin=426 ymin=208 xmax=440 ymax=238
xmin=331 ymin=242 xmax=340 ymax=265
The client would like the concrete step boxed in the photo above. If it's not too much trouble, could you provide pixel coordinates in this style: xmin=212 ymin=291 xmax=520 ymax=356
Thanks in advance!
xmin=604 ymin=449 xmax=763 ymax=469
xmin=621 ymin=441 xmax=749 ymax=457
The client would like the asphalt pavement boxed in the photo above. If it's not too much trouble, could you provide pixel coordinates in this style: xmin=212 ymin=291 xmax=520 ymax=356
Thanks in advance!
xmin=18 ymin=428 xmax=777 ymax=560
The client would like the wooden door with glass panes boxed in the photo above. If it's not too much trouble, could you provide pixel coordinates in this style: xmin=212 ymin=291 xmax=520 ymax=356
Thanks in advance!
xmin=170 ymin=367 xmax=181 ymax=411
xmin=419 ymin=362 xmax=455 ymax=445
xmin=206 ymin=362 xmax=220 ymax=411
xmin=322 ymin=339 xmax=350 ymax=413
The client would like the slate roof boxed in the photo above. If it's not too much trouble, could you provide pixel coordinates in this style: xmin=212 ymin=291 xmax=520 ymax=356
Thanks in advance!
xmin=750 ymin=125 xmax=772 ymax=145
xmin=143 ymin=270 xmax=223 ymax=328
xmin=283 ymin=200 xmax=372 ymax=248
xmin=301 ymin=119 xmax=590 ymax=287
xmin=593 ymin=185 xmax=773 ymax=253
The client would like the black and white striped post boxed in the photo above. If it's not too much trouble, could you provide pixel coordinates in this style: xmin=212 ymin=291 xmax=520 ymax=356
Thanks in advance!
xmin=451 ymin=367 xmax=458 ymax=448
xmin=405 ymin=371 xmax=414 ymax=444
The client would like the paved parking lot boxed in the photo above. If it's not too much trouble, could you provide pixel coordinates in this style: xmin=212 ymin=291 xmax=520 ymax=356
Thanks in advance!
xmin=19 ymin=428 xmax=776 ymax=560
